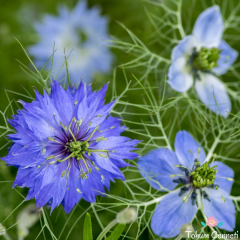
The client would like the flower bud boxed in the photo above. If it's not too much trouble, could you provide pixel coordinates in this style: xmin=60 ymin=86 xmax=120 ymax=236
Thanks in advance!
xmin=0 ymin=224 xmax=6 ymax=235
xmin=180 ymin=223 xmax=194 ymax=237
xmin=17 ymin=204 xmax=41 ymax=238
xmin=116 ymin=207 xmax=137 ymax=224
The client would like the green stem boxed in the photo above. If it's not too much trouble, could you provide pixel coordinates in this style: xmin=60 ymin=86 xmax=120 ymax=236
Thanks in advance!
xmin=3 ymin=233 xmax=12 ymax=240
xmin=175 ymin=235 xmax=182 ymax=240
xmin=132 ymin=188 xmax=180 ymax=207
xmin=177 ymin=0 xmax=185 ymax=38
xmin=205 ymin=136 xmax=220 ymax=162
xmin=225 ymin=84 xmax=240 ymax=102
xmin=96 ymin=219 xmax=118 ymax=240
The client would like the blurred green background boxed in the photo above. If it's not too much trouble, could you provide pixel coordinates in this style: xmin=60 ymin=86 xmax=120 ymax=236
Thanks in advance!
xmin=0 ymin=0 xmax=240 ymax=239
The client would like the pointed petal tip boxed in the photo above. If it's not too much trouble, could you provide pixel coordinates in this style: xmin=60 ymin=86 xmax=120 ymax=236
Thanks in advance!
xmin=213 ymin=5 xmax=220 ymax=11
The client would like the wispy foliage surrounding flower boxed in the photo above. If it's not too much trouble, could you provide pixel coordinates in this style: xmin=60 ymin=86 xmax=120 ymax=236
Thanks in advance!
xmin=3 ymin=80 xmax=139 ymax=213
xmin=138 ymin=131 xmax=235 ymax=238
xmin=29 ymin=1 xmax=113 ymax=85
xmin=168 ymin=6 xmax=238 ymax=117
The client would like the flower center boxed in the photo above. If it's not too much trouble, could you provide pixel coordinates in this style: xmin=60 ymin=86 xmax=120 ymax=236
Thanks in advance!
xmin=170 ymin=146 xmax=233 ymax=209
xmin=44 ymin=116 xmax=113 ymax=181
xmin=169 ymin=148 xmax=232 ymax=207
xmin=189 ymin=161 xmax=218 ymax=188
xmin=68 ymin=141 xmax=89 ymax=160
xmin=78 ymin=30 xmax=88 ymax=44
xmin=192 ymin=47 xmax=221 ymax=71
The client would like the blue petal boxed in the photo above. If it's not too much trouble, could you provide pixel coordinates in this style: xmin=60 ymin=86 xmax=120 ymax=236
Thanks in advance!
xmin=76 ymin=86 xmax=115 ymax=131
xmin=151 ymin=191 xmax=197 ymax=238
xmin=3 ymin=143 xmax=43 ymax=167
xmin=203 ymin=188 xmax=236 ymax=231
xmin=93 ymin=136 xmax=139 ymax=168
xmin=195 ymin=73 xmax=231 ymax=118
xmin=168 ymin=57 xmax=193 ymax=92
xmin=14 ymin=166 xmax=41 ymax=189
xmin=212 ymin=40 xmax=238 ymax=75
xmin=62 ymin=161 xmax=83 ymax=213
xmin=34 ymin=162 xmax=68 ymax=213
xmin=138 ymin=149 xmax=185 ymax=191
xmin=175 ymin=131 xmax=206 ymax=169
xmin=81 ymin=166 xmax=112 ymax=202
xmin=92 ymin=153 xmax=124 ymax=177
xmin=50 ymin=80 xmax=74 ymax=125
xmin=71 ymin=1 xmax=87 ymax=19
xmin=213 ymin=161 xmax=234 ymax=194
xmin=193 ymin=5 xmax=223 ymax=48
xmin=171 ymin=35 xmax=197 ymax=61
xmin=57 ymin=4 xmax=70 ymax=19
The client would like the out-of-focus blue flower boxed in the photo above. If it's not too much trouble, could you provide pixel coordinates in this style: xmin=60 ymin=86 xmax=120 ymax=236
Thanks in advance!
xmin=168 ymin=6 xmax=238 ymax=118
xmin=3 ymin=80 xmax=139 ymax=213
xmin=29 ymin=1 xmax=113 ymax=85
xmin=138 ymin=131 xmax=235 ymax=238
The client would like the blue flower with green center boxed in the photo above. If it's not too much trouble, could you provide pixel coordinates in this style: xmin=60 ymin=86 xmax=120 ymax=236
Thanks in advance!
xmin=168 ymin=6 xmax=238 ymax=118
xmin=2 ymin=80 xmax=139 ymax=213
xmin=138 ymin=131 xmax=235 ymax=238
xmin=29 ymin=1 xmax=113 ymax=84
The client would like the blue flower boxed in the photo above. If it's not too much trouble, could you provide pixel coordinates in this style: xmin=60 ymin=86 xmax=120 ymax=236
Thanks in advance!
xmin=168 ymin=6 xmax=238 ymax=118
xmin=138 ymin=131 xmax=235 ymax=238
xmin=29 ymin=1 xmax=113 ymax=85
xmin=3 ymin=80 xmax=139 ymax=213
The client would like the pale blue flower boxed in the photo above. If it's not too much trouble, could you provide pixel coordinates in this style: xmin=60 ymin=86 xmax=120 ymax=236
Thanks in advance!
xmin=29 ymin=1 xmax=113 ymax=85
xmin=168 ymin=6 xmax=238 ymax=118
xmin=138 ymin=131 xmax=235 ymax=238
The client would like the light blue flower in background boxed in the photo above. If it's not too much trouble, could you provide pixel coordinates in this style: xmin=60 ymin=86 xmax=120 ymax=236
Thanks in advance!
xmin=168 ymin=6 xmax=238 ymax=118
xmin=138 ymin=131 xmax=236 ymax=238
xmin=29 ymin=1 xmax=113 ymax=85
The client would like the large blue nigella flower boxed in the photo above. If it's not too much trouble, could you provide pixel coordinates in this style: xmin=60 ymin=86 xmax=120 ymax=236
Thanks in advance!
xmin=138 ymin=131 xmax=235 ymax=238
xmin=29 ymin=1 xmax=113 ymax=84
xmin=2 ymin=80 xmax=139 ymax=213
xmin=168 ymin=6 xmax=238 ymax=118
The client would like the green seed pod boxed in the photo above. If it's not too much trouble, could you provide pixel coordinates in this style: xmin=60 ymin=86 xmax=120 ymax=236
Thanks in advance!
xmin=193 ymin=173 xmax=199 ymax=178
xmin=193 ymin=180 xmax=198 ymax=187
xmin=203 ymin=179 xmax=207 ymax=186
xmin=116 ymin=207 xmax=138 ymax=224
xmin=189 ymin=171 xmax=196 ymax=176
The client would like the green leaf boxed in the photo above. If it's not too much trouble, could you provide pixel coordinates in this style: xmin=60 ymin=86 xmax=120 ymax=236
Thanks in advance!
xmin=105 ymin=224 xmax=126 ymax=240
xmin=83 ymin=213 xmax=93 ymax=240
